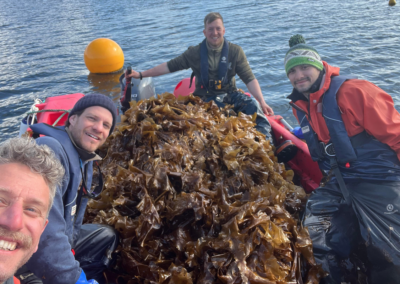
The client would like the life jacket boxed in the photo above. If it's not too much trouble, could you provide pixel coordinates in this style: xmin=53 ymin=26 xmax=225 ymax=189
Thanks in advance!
xmin=294 ymin=75 xmax=400 ymax=183
xmin=190 ymin=38 xmax=230 ymax=91
xmin=30 ymin=123 xmax=93 ymax=244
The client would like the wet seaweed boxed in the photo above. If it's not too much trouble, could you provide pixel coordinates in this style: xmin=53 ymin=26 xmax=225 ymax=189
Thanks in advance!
xmin=85 ymin=93 xmax=325 ymax=284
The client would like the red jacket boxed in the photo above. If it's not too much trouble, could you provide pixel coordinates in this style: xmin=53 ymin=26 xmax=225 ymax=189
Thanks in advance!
xmin=290 ymin=61 xmax=400 ymax=161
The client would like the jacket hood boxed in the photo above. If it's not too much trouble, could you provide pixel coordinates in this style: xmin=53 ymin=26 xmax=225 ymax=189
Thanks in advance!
xmin=311 ymin=61 xmax=340 ymax=102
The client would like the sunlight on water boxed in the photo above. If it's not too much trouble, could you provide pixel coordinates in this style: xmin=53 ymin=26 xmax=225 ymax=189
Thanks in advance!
xmin=0 ymin=0 xmax=399 ymax=140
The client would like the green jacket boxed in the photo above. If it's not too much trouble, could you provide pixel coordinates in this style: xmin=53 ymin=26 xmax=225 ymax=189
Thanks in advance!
xmin=167 ymin=39 xmax=255 ymax=97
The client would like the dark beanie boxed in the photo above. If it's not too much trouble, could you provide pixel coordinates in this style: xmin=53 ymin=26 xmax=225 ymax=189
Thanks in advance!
xmin=68 ymin=93 xmax=118 ymax=135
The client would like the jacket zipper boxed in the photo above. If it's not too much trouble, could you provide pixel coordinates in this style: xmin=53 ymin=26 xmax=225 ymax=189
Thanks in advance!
xmin=71 ymin=160 xmax=85 ymax=244
xmin=290 ymin=102 xmax=311 ymax=123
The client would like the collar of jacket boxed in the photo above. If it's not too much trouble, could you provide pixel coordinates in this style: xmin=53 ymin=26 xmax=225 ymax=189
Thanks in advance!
xmin=287 ymin=61 xmax=340 ymax=104
xmin=206 ymin=38 xmax=224 ymax=52
xmin=65 ymin=127 xmax=102 ymax=162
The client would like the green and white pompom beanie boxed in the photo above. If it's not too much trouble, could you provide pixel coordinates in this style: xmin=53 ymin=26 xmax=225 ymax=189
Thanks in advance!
xmin=284 ymin=35 xmax=323 ymax=75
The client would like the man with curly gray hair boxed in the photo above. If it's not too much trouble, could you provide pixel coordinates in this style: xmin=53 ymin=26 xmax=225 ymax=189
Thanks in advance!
xmin=0 ymin=137 xmax=64 ymax=284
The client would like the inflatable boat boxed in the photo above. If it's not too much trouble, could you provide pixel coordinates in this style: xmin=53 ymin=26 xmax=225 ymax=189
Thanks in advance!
xmin=21 ymin=78 xmax=322 ymax=192
xmin=173 ymin=78 xmax=322 ymax=192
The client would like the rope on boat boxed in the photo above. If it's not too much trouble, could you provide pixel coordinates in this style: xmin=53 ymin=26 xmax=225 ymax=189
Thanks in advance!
xmin=26 ymin=109 xmax=71 ymax=126
xmin=26 ymin=109 xmax=71 ymax=114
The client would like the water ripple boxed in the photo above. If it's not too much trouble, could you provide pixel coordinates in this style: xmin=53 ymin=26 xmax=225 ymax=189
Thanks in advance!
xmin=0 ymin=0 xmax=400 ymax=140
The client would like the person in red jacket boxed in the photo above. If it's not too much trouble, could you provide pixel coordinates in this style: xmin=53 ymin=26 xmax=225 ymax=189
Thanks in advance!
xmin=284 ymin=35 xmax=400 ymax=283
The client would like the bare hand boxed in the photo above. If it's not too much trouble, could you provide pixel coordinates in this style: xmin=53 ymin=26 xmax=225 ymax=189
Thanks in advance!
xmin=125 ymin=69 xmax=141 ymax=79
xmin=261 ymin=102 xmax=274 ymax=116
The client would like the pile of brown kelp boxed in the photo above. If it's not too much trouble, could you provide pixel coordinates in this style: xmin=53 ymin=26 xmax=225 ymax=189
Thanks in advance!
xmin=85 ymin=93 xmax=325 ymax=284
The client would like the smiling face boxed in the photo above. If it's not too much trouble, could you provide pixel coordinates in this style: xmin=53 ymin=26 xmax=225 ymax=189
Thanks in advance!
xmin=288 ymin=64 xmax=321 ymax=99
xmin=0 ymin=163 xmax=49 ymax=282
xmin=203 ymin=19 xmax=225 ymax=48
xmin=68 ymin=106 xmax=113 ymax=152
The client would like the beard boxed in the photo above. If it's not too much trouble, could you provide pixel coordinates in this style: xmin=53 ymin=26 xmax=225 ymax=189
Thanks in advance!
xmin=0 ymin=252 xmax=35 ymax=283
xmin=0 ymin=226 xmax=33 ymax=282
xmin=0 ymin=226 xmax=32 ymax=250
xmin=294 ymin=69 xmax=325 ymax=99
xmin=304 ymin=69 xmax=325 ymax=95
xmin=294 ymin=78 xmax=312 ymax=93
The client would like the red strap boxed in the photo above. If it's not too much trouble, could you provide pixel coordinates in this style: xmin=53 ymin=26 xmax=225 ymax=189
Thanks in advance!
xmin=121 ymin=72 xmax=132 ymax=103
xmin=14 ymin=276 xmax=21 ymax=284
xmin=71 ymin=248 xmax=75 ymax=256
xmin=121 ymin=81 xmax=129 ymax=103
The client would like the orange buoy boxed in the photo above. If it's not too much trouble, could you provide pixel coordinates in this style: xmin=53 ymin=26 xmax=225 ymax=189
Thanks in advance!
xmin=84 ymin=38 xmax=124 ymax=73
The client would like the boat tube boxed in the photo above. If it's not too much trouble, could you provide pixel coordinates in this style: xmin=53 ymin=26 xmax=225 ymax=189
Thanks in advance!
xmin=21 ymin=78 xmax=322 ymax=192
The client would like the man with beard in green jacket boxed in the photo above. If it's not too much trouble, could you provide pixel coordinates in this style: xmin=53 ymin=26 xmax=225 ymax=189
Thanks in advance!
xmin=126 ymin=12 xmax=273 ymax=139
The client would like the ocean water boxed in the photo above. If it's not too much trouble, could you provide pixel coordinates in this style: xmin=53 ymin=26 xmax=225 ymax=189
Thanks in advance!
xmin=1 ymin=0 xmax=399 ymax=141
